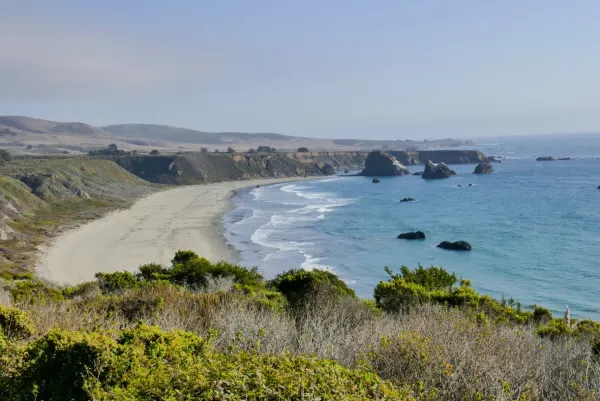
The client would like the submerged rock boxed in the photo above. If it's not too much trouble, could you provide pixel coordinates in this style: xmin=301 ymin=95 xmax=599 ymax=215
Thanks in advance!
xmin=372 ymin=177 xmax=380 ymax=183
xmin=473 ymin=163 xmax=494 ymax=174
xmin=397 ymin=231 xmax=426 ymax=240
xmin=360 ymin=151 xmax=409 ymax=177
xmin=558 ymin=157 xmax=572 ymax=161
xmin=422 ymin=161 xmax=456 ymax=179
xmin=400 ymin=197 xmax=416 ymax=202
xmin=536 ymin=156 xmax=557 ymax=161
xmin=412 ymin=171 xmax=424 ymax=176
xmin=437 ymin=241 xmax=472 ymax=251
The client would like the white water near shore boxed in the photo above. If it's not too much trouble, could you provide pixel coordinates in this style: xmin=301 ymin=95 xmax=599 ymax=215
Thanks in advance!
xmin=37 ymin=177 xmax=314 ymax=285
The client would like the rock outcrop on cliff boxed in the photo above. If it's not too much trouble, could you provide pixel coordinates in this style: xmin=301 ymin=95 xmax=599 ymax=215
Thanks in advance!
xmin=359 ymin=151 xmax=409 ymax=177
xmin=388 ymin=150 xmax=491 ymax=165
xmin=116 ymin=152 xmax=367 ymax=184
xmin=422 ymin=161 xmax=456 ymax=179
xmin=473 ymin=163 xmax=494 ymax=174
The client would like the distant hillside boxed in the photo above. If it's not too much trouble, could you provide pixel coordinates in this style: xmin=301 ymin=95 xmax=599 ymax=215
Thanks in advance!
xmin=0 ymin=116 xmax=113 ymax=138
xmin=103 ymin=124 xmax=292 ymax=145
xmin=0 ymin=115 xmax=474 ymax=153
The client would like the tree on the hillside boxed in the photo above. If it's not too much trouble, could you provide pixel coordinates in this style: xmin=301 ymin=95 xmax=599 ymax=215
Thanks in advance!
xmin=108 ymin=144 xmax=118 ymax=154
xmin=149 ymin=149 xmax=160 ymax=155
xmin=227 ymin=147 xmax=235 ymax=153
xmin=257 ymin=145 xmax=276 ymax=153
xmin=200 ymin=147 xmax=208 ymax=154
xmin=0 ymin=149 xmax=12 ymax=163
xmin=297 ymin=147 xmax=310 ymax=152
xmin=248 ymin=148 xmax=256 ymax=153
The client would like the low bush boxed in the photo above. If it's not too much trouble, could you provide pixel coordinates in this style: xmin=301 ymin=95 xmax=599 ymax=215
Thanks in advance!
xmin=0 ymin=305 xmax=35 ymax=340
xmin=2 ymin=323 xmax=409 ymax=401
xmin=270 ymin=268 xmax=356 ymax=308
xmin=95 ymin=271 xmax=138 ymax=293
xmin=9 ymin=280 xmax=64 ymax=305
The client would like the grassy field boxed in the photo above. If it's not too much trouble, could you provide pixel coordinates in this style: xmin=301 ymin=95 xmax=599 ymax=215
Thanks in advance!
xmin=0 ymin=157 xmax=156 ymax=276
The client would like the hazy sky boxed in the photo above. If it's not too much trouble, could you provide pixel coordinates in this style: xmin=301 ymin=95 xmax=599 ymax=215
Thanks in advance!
xmin=1 ymin=1 xmax=600 ymax=139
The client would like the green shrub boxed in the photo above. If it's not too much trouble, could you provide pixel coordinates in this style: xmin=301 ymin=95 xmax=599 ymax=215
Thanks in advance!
xmin=168 ymin=253 xmax=264 ymax=290
xmin=375 ymin=266 xmax=534 ymax=325
xmin=0 ymin=305 xmax=35 ymax=340
xmin=270 ymin=269 xmax=355 ymax=308
xmin=95 ymin=271 xmax=138 ymax=293
xmin=136 ymin=263 xmax=167 ymax=281
xmin=62 ymin=281 xmax=99 ymax=299
xmin=10 ymin=280 xmax=64 ymax=305
xmin=388 ymin=265 xmax=457 ymax=290
xmin=8 ymin=328 xmax=119 ymax=401
xmin=171 ymin=249 xmax=200 ymax=265
xmin=4 ymin=324 xmax=409 ymax=401
xmin=532 ymin=306 xmax=552 ymax=324
xmin=537 ymin=318 xmax=573 ymax=338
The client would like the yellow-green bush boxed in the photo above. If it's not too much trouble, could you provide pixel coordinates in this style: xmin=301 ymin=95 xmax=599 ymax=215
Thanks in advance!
xmin=3 ymin=324 xmax=411 ymax=401
xmin=9 ymin=280 xmax=64 ymax=305
xmin=0 ymin=305 xmax=35 ymax=340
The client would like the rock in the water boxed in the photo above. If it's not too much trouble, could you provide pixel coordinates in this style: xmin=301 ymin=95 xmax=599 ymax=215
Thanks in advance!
xmin=468 ymin=184 xmax=473 ymax=187
xmin=360 ymin=151 xmax=409 ymax=176
xmin=397 ymin=231 xmax=426 ymax=240
xmin=372 ymin=177 xmax=380 ymax=183
xmin=473 ymin=163 xmax=494 ymax=174
xmin=558 ymin=157 xmax=572 ymax=161
xmin=437 ymin=241 xmax=472 ymax=251
xmin=536 ymin=156 xmax=557 ymax=161
xmin=422 ymin=161 xmax=456 ymax=179
xmin=412 ymin=171 xmax=424 ymax=176
xmin=320 ymin=163 xmax=335 ymax=175
xmin=400 ymin=197 xmax=416 ymax=202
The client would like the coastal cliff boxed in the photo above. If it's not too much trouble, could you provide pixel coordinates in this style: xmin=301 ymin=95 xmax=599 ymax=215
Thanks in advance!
xmin=115 ymin=152 xmax=367 ymax=185
xmin=388 ymin=150 xmax=490 ymax=165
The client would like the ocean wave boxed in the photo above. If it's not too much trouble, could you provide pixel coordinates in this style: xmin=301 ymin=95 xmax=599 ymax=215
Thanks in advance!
xmin=300 ymin=252 xmax=335 ymax=271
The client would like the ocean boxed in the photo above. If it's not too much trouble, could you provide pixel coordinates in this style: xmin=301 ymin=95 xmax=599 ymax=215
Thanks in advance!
xmin=224 ymin=134 xmax=600 ymax=319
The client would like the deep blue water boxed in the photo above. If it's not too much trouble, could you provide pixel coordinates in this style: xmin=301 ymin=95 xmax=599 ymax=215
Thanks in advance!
xmin=224 ymin=134 xmax=600 ymax=319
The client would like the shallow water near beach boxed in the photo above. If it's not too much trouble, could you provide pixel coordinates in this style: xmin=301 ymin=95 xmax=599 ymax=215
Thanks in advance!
xmin=224 ymin=134 xmax=600 ymax=319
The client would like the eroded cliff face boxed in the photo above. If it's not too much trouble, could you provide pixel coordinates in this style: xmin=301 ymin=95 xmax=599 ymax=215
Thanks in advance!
xmin=115 ymin=152 xmax=368 ymax=185
xmin=387 ymin=150 xmax=489 ymax=165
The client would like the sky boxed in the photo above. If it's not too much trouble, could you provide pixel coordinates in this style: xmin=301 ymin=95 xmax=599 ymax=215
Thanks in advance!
xmin=1 ymin=1 xmax=600 ymax=139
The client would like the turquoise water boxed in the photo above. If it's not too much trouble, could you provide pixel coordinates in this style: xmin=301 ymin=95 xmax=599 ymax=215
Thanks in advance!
xmin=224 ymin=134 xmax=600 ymax=319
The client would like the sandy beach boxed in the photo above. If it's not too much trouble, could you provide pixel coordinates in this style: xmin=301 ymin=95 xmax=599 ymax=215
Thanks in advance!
xmin=37 ymin=177 xmax=312 ymax=285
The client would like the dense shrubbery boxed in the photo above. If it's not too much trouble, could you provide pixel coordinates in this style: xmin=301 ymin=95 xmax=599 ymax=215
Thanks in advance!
xmin=1 ymin=323 xmax=409 ymax=401
xmin=2 ymin=253 xmax=600 ymax=400
xmin=271 ymin=268 xmax=356 ymax=308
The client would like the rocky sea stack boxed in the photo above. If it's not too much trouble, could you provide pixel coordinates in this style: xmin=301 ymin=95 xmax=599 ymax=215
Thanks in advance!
xmin=400 ymin=197 xmax=416 ymax=202
xmin=437 ymin=241 xmax=472 ymax=251
xmin=422 ymin=161 xmax=456 ymax=179
xmin=473 ymin=163 xmax=494 ymax=174
xmin=397 ymin=231 xmax=426 ymax=240
xmin=360 ymin=151 xmax=409 ymax=177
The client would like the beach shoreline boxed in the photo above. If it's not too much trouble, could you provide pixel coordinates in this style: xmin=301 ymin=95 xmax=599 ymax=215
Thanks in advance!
xmin=36 ymin=176 xmax=319 ymax=285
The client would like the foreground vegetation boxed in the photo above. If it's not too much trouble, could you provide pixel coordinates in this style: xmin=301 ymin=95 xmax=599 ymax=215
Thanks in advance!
xmin=1 ymin=252 xmax=599 ymax=400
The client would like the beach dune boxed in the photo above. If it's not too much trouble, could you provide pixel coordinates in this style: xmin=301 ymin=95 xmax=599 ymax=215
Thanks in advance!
xmin=37 ymin=178 xmax=306 ymax=285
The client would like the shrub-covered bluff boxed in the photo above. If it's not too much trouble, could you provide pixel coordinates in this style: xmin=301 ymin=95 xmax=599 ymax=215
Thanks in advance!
xmin=1 ymin=251 xmax=599 ymax=400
